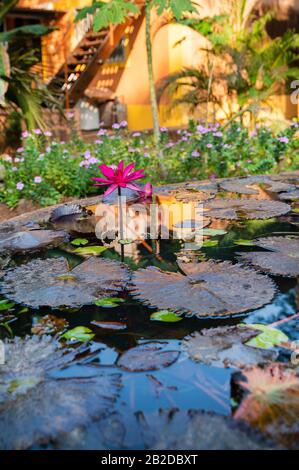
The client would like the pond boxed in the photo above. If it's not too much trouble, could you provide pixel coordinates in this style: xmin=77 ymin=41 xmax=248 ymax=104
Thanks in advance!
xmin=0 ymin=172 xmax=298 ymax=450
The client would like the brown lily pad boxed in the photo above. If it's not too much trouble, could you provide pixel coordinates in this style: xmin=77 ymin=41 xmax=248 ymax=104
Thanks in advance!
xmin=0 ymin=229 xmax=68 ymax=254
xmin=234 ymin=364 xmax=299 ymax=449
xmin=31 ymin=314 xmax=69 ymax=335
xmin=117 ymin=342 xmax=180 ymax=372
xmin=204 ymin=198 xmax=290 ymax=220
xmin=182 ymin=325 xmax=278 ymax=368
xmin=0 ymin=336 xmax=121 ymax=449
xmin=220 ymin=176 xmax=296 ymax=195
xmin=238 ymin=236 xmax=299 ymax=277
xmin=130 ymin=261 xmax=276 ymax=318
xmin=279 ymin=189 xmax=299 ymax=201
xmin=1 ymin=257 xmax=130 ymax=308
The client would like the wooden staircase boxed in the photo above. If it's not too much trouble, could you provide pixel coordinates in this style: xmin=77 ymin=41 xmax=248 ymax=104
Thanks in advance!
xmin=49 ymin=12 xmax=143 ymax=108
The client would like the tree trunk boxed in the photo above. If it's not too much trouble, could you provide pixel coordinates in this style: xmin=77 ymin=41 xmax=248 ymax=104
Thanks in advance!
xmin=145 ymin=0 xmax=160 ymax=146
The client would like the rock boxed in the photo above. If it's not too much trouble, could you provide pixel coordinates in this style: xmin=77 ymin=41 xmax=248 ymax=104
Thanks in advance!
xmin=0 ymin=229 xmax=69 ymax=254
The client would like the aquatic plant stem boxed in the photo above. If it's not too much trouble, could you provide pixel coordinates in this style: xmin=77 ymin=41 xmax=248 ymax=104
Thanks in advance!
xmin=118 ymin=186 xmax=125 ymax=262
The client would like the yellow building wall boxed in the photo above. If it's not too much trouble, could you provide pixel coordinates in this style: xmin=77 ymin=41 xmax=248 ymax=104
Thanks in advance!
xmin=113 ymin=17 xmax=205 ymax=130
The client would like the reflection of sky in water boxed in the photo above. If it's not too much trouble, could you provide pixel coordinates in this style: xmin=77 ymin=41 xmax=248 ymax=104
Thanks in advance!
xmin=245 ymin=288 xmax=299 ymax=341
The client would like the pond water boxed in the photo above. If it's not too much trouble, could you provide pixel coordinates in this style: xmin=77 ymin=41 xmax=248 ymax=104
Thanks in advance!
xmin=0 ymin=175 xmax=298 ymax=450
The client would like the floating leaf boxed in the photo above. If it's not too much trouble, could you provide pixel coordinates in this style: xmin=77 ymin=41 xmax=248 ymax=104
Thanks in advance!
xmin=31 ymin=314 xmax=68 ymax=336
xmin=130 ymin=261 xmax=276 ymax=318
xmin=94 ymin=297 xmax=125 ymax=308
xmin=202 ymin=228 xmax=227 ymax=236
xmin=0 ymin=336 xmax=121 ymax=449
xmin=202 ymin=239 xmax=219 ymax=247
xmin=0 ymin=322 xmax=13 ymax=336
xmin=73 ymin=245 xmax=108 ymax=256
xmin=150 ymin=310 xmax=183 ymax=323
xmin=0 ymin=229 xmax=68 ymax=254
xmin=0 ymin=299 xmax=15 ymax=311
xmin=182 ymin=325 xmax=277 ymax=368
xmin=205 ymin=198 xmax=290 ymax=220
xmin=117 ymin=342 xmax=180 ymax=372
xmin=234 ymin=239 xmax=256 ymax=246
xmin=1 ymin=257 xmax=130 ymax=308
xmin=61 ymin=326 xmax=95 ymax=342
xmin=243 ymin=323 xmax=289 ymax=349
xmin=220 ymin=176 xmax=296 ymax=195
xmin=234 ymin=364 xmax=299 ymax=449
xmin=172 ymin=189 xmax=216 ymax=203
xmin=238 ymin=236 xmax=299 ymax=277
xmin=279 ymin=190 xmax=299 ymax=201
xmin=119 ymin=239 xmax=133 ymax=245
xmin=71 ymin=238 xmax=89 ymax=246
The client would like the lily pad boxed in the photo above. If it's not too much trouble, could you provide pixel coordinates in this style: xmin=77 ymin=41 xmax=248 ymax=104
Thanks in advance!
xmin=0 ymin=299 xmax=15 ymax=311
xmin=172 ymin=189 xmax=216 ymax=203
xmin=71 ymin=238 xmax=89 ymax=246
xmin=150 ymin=310 xmax=183 ymax=323
xmin=1 ymin=257 xmax=130 ymax=308
xmin=234 ymin=364 xmax=299 ymax=449
xmin=279 ymin=189 xmax=299 ymax=201
xmin=73 ymin=245 xmax=108 ymax=256
xmin=182 ymin=325 xmax=277 ymax=368
xmin=234 ymin=239 xmax=256 ymax=246
xmin=61 ymin=326 xmax=95 ymax=342
xmin=220 ymin=176 xmax=296 ymax=195
xmin=0 ymin=336 xmax=121 ymax=449
xmin=130 ymin=261 xmax=276 ymax=318
xmin=202 ymin=239 xmax=219 ymax=247
xmin=243 ymin=323 xmax=289 ymax=349
xmin=204 ymin=198 xmax=290 ymax=220
xmin=238 ymin=236 xmax=299 ymax=277
xmin=94 ymin=297 xmax=125 ymax=308
xmin=117 ymin=342 xmax=180 ymax=372
xmin=136 ymin=408 xmax=277 ymax=450
xmin=202 ymin=228 xmax=227 ymax=236
xmin=31 ymin=314 xmax=68 ymax=335
xmin=0 ymin=229 xmax=68 ymax=254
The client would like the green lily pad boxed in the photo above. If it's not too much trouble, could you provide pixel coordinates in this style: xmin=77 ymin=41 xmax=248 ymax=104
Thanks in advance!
xmin=234 ymin=239 xmax=256 ymax=246
xmin=61 ymin=326 xmax=95 ymax=342
xmin=0 ymin=299 xmax=15 ymax=311
xmin=150 ymin=310 xmax=183 ymax=323
xmin=73 ymin=246 xmax=108 ymax=256
xmin=202 ymin=229 xmax=227 ymax=236
xmin=202 ymin=239 xmax=219 ymax=247
xmin=119 ymin=239 xmax=133 ymax=245
xmin=242 ymin=323 xmax=289 ymax=349
xmin=94 ymin=297 xmax=125 ymax=308
xmin=71 ymin=238 xmax=89 ymax=246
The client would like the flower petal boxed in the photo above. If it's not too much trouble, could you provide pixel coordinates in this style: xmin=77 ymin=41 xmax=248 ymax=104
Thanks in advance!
xmin=103 ymin=184 xmax=118 ymax=197
xmin=118 ymin=160 xmax=124 ymax=172
xmin=126 ymin=183 xmax=144 ymax=192
xmin=98 ymin=164 xmax=115 ymax=179
xmin=91 ymin=177 xmax=112 ymax=184
xmin=123 ymin=162 xmax=135 ymax=178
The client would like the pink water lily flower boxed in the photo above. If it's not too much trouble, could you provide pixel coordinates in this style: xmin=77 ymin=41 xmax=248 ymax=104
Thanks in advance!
xmin=140 ymin=182 xmax=153 ymax=201
xmin=92 ymin=160 xmax=145 ymax=197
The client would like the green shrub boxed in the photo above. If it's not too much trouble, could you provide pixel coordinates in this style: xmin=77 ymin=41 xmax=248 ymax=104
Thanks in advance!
xmin=0 ymin=121 xmax=298 ymax=208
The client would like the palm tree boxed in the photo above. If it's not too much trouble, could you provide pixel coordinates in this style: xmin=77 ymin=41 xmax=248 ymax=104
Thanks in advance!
xmin=159 ymin=0 xmax=299 ymax=123
xmin=0 ymin=1 xmax=62 ymax=132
